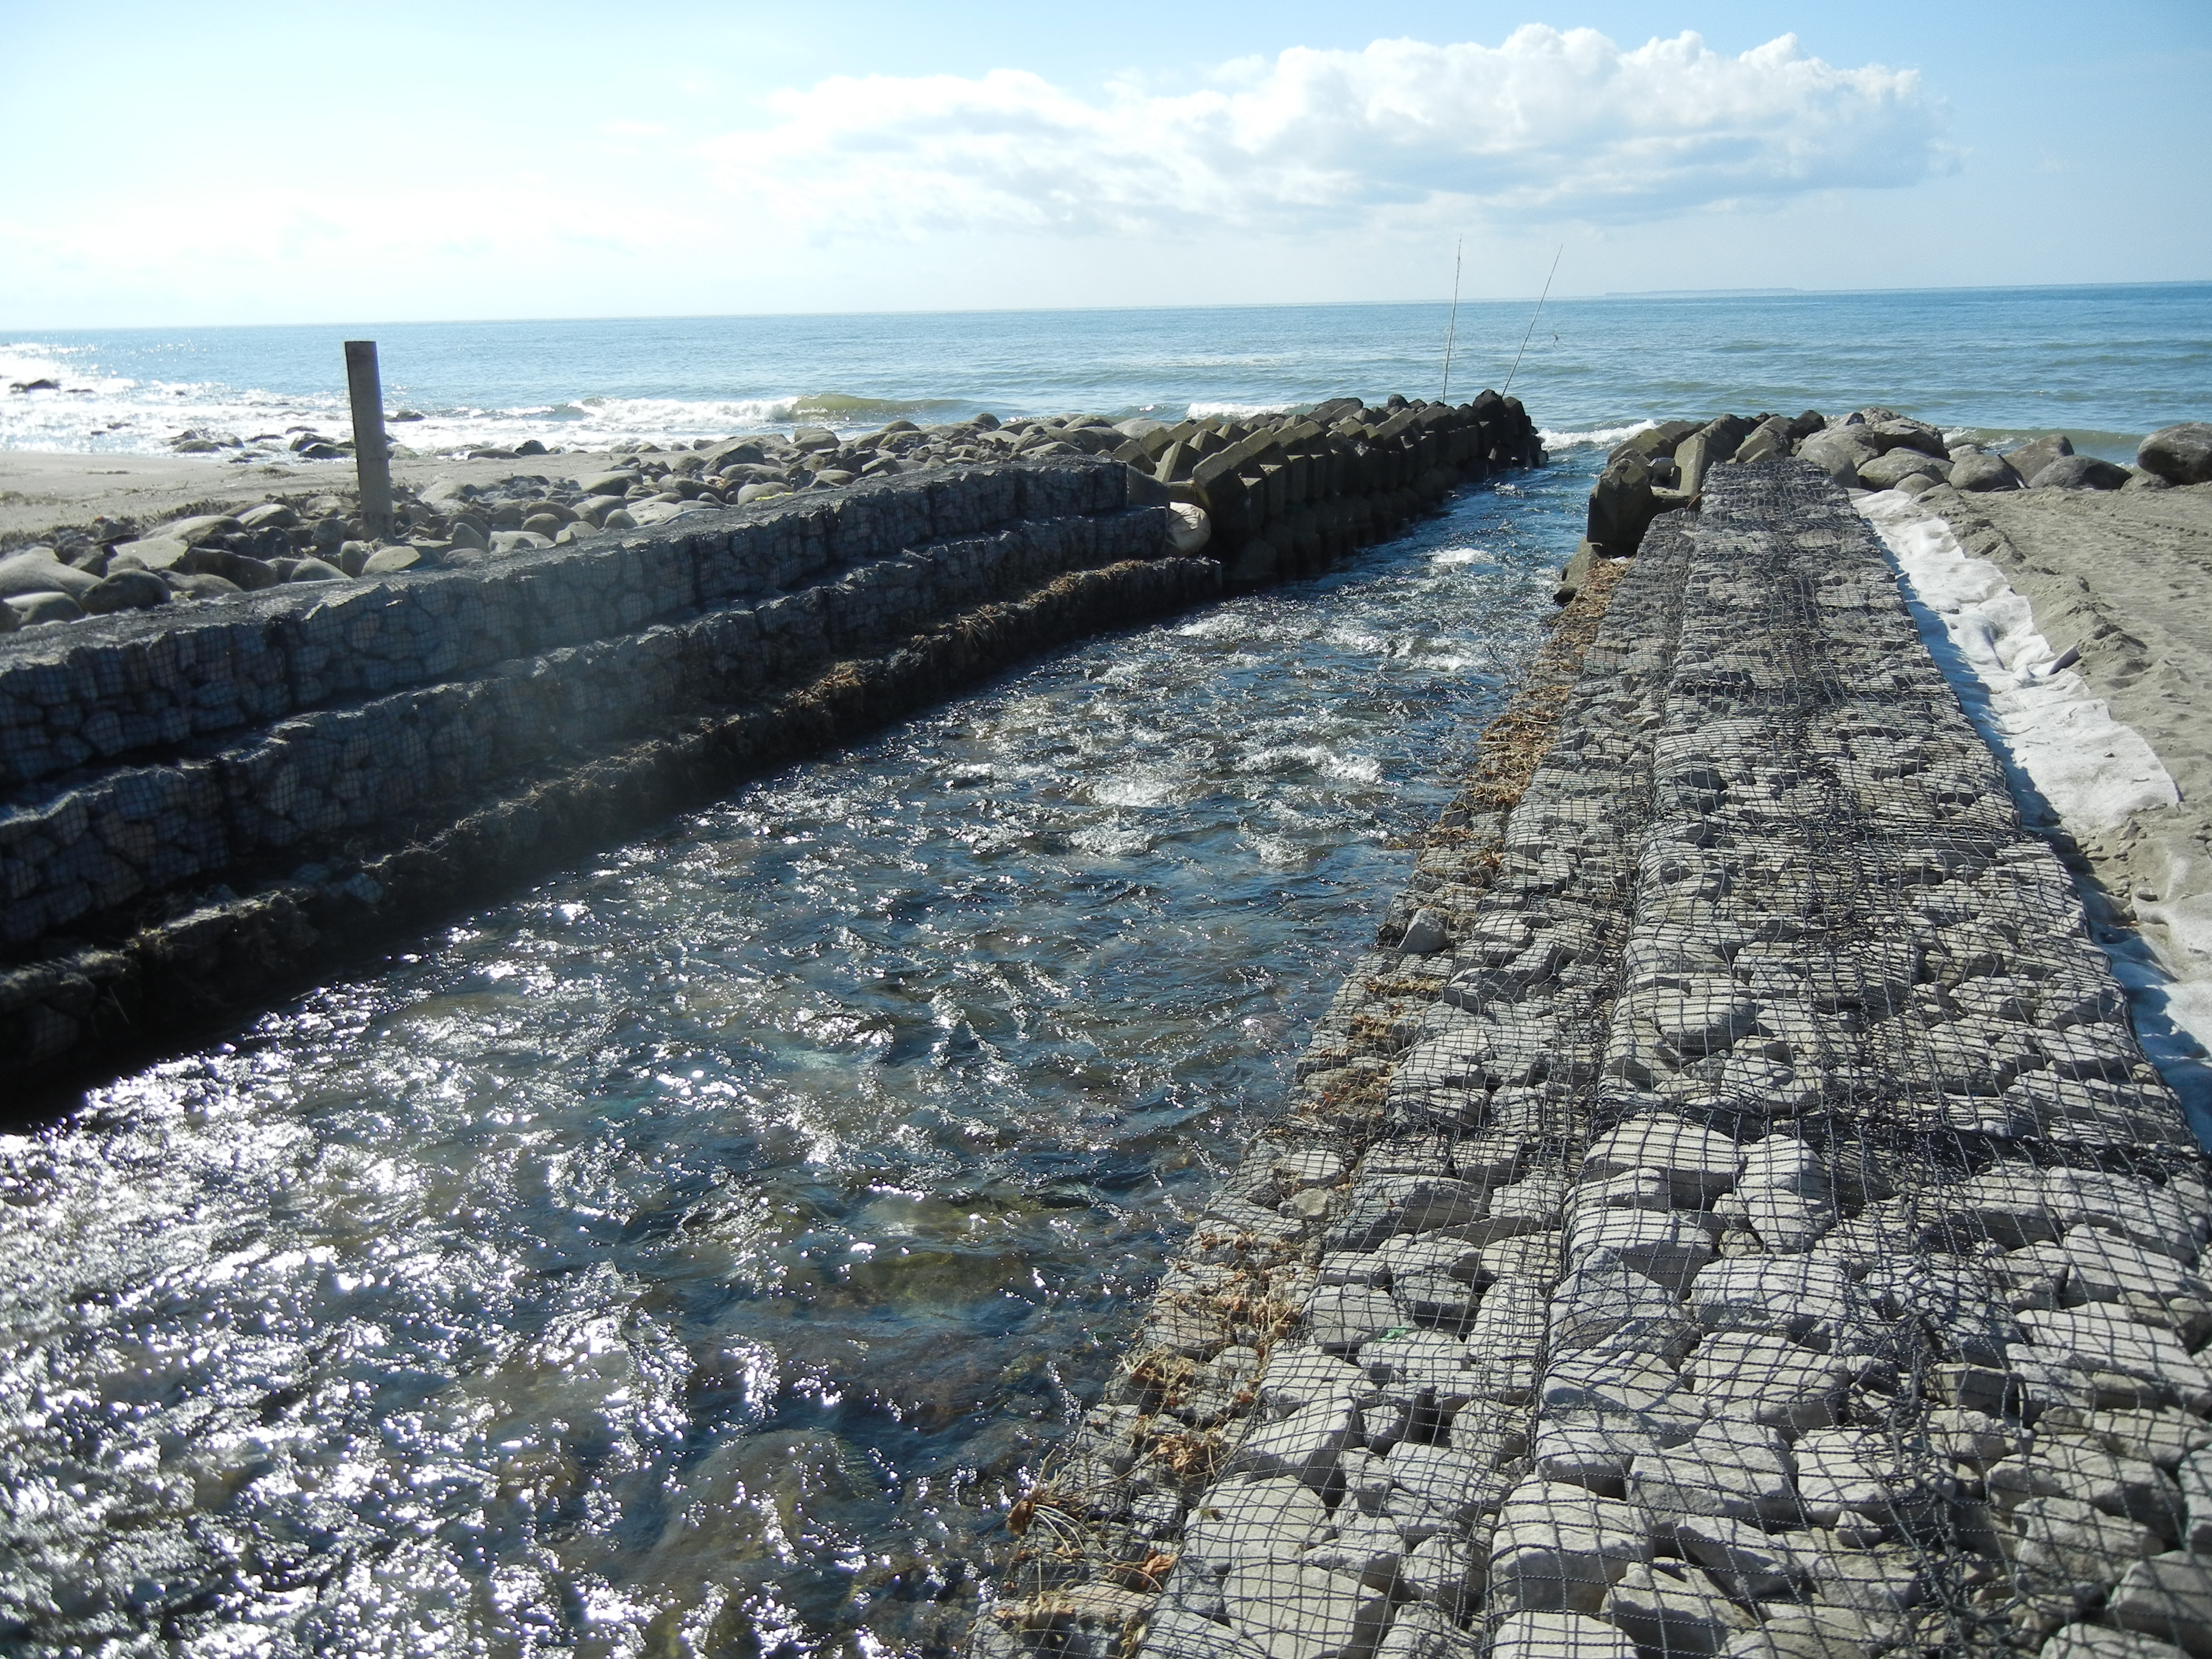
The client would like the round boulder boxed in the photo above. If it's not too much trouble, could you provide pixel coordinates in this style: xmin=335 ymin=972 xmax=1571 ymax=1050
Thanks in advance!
xmin=1949 ymin=452 xmax=2022 ymax=492
xmin=11 ymin=590 xmax=86 ymax=625
xmin=1858 ymin=449 xmax=1950 ymax=491
xmin=2030 ymin=455 xmax=2130 ymax=491
xmin=82 ymin=570 xmax=173 ymax=613
xmin=287 ymin=556 xmax=347 ymax=582
xmin=2138 ymin=422 xmax=2212 ymax=486
xmin=167 ymin=571 xmax=243 ymax=599
xmin=0 ymin=551 xmax=101 ymax=599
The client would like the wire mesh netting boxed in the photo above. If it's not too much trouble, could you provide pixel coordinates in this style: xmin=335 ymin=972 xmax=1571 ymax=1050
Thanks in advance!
xmin=973 ymin=462 xmax=2212 ymax=1659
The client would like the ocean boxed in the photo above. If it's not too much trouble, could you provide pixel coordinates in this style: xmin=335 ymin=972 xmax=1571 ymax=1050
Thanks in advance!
xmin=4 ymin=281 xmax=2210 ymax=465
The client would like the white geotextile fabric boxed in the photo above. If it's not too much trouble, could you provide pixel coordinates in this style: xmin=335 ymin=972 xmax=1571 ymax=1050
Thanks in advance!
xmin=1859 ymin=489 xmax=2179 ymax=833
xmin=1859 ymin=487 xmax=2212 ymax=1146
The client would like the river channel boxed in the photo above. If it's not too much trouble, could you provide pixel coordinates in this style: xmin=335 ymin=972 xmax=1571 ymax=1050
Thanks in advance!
xmin=0 ymin=453 xmax=1598 ymax=1658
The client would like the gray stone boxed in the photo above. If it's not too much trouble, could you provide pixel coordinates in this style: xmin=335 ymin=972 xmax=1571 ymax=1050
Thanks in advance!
xmin=2043 ymin=1625 xmax=2194 ymax=1659
xmin=1398 ymin=1532 xmax=1478 ymax=1613
xmin=1400 ymin=909 xmax=1448 ymax=956
xmin=1462 ymin=1281 xmax=1547 ymax=1360
xmin=1856 ymin=449 xmax=1949 ymax=491
xmin=1533 ymin=1410 xmax=1679 ymax=1495
xmin=1864 ymin=417 xmax=1949 ymax=458
xmin=1628 ymin=1417 xmax=1794 ymax=1521
xmin=1602 ymin=1561 xmax=1755 ymax=1656
xmin=1737 ymin=1137 xmax=1826 ymax=1196
xmin=1567 ymin=1208 xmax=1717 ymax=1292
xmin=1139 ymin=1605 xmax=1275 ymax=1659
xmin=1950 ymin=451 xmax=2024 ymax=492
xmin=2031 ymin=1227 xmax=2208 ymax=1305
xmin=2006 ymin=434 xmax=2075 ymax=482
xmin=1808 ymin=1546 xmax=1922 ymax=1623
xmin=1731 ymin=1189 xmax=1835 ymax=1252
xmin=1718 ymin=1610 xmax=1879 ymax=1659
xmin=2017 ymin=1305 xmax=2212 ymax=1399
xmin=2031 ymin=455 xmax=2131 ymax=491
xmin=1364 ymin=1328 xmax=1472 ymax=1392
xmin=81 ymin=570 xmax=172 ymax=612
xmin=1986 ymin=1435 xmax=2184 ymax=1532
xmin=1798 ymin=428 xmax=1880 ymax=486
xmin=2109 ymin=1552 xmax=2212 ymax=1655
xmin=288 ymin=555 xmax=348 ymax=582
xmin=10 ymin=589 xmax=86 ymax=624
xmin=0 ymin=551 xmax=99 ymax=598
xmin=1221 ymin=1559 xmax=1390 ymax=1659
xmin=2003 ymin=1494 xmax=2164 ymax=1604
xmin=1548 ymin=1262 xmax=1698 ymax=1360
xmin=1489 ymin=1480 xmax=1654 ymax=1613
xmin=2138 ymin=424 xmax=2212 ymax=487
xmin=1372 ymin=1603 xmax=1478 ymax=1659
xmin=1583 ymin=1118 xmax=1740 ymax=1202
xmin=1232 ymin=1396 xmax=1361 ymax=1489
xmin=1672 ymin=1513 xmax=1813 ymax=1600
xmin=1382 ymin=1444 xmax=1504 ymax=1524
xmin=362 ymin=547 xmax=420 ymax=576
xmin=1182 ymin=1477 xmax=1332 ymax=1569
xmin=2038 ymin=1406 xmax=2212 ymax=1472
xmin=1306 ymin=1286 xmax=1403 ymax=1350
xmin=1301 ymin=1511 xmax=1405 ymax=1589
xmin=1792 ymin=1429 xmax=1920 ymax=1526
xmin=1259 ymin=1346 xmax=1368 ymax=1415
xmin=1688 ymin=1256 xmax=1857 ymax=1344
xmin=1685 ymin=1332 xmax=1849 ymax=1427
xmin=1487 ymin=1612 xmax=1637 ymax=1659
xmin=2176 ymin=1447 xmax=2212 ymax=1550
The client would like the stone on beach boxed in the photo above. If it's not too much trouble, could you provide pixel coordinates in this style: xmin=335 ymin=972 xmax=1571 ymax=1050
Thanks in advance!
xmin=2031 ymin=455 xmax=2132 ymax=491
xmin=2138 ymin=422 xmax=2212 ymax=486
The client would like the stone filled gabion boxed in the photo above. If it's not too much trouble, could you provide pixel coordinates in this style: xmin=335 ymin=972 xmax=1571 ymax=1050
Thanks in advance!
xmin=976 ymin=462 xmax=2212 ymax=1659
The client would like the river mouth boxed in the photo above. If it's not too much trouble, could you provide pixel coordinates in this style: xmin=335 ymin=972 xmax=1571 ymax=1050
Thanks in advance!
xmin=0 ymin=457 xmax=1597 ymax=1657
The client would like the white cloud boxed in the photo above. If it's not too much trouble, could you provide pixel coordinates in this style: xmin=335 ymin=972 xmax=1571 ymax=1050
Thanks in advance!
xmin=698 ymin=28 xmax=1949 ymax=240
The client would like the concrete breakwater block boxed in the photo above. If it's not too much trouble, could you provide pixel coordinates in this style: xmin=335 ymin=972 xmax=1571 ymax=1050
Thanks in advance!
xmin=982 ymin=461 xmax=2212 ymax=1659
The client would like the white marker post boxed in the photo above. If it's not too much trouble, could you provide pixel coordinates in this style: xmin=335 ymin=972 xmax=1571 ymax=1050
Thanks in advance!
xmin=343 ymin=340 xmax=394 ymax=539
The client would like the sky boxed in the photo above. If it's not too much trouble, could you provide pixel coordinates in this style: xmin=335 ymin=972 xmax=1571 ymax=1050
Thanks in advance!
xmin=1 ymin=1 xmax=2207 ymax=327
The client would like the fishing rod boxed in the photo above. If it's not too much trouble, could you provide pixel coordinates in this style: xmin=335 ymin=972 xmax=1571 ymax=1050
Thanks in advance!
xmin=1502 ymin=245 xmax=1563 ymax=395
xmin=1439 ymin=238 xmax=1463 ymax=401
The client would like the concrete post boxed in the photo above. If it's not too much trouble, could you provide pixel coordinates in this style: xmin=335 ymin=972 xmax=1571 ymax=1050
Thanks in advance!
xmin=343 ymin=340 xmax=394 ymax=539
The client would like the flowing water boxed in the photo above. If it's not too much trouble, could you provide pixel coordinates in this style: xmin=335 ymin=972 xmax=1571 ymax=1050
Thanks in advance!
xmin=0 ymin=457 xmax=1595 ymax=1658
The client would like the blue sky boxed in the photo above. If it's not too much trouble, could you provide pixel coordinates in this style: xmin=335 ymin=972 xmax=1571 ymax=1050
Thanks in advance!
xmin=1 ymin=1 xmax=2206 ymax=326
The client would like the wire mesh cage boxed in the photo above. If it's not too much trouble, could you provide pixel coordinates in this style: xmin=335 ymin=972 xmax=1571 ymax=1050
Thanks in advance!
xmin=974 ymin=463 xmax=2212 ymax=1659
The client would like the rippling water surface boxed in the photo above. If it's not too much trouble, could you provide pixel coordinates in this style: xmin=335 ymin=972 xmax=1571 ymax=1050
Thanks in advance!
xmin=0 ymin=455 xmax=1598 ymax=1657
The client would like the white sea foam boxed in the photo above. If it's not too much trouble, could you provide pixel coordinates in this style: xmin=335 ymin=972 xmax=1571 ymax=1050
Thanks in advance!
xmin=1538 ymin=420 xmax=1654 ymax=451
xmin=0 ymin=356 xmax=947 ymax=461
xmin=1185 ymin=400 xmax=1293 ymax=420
